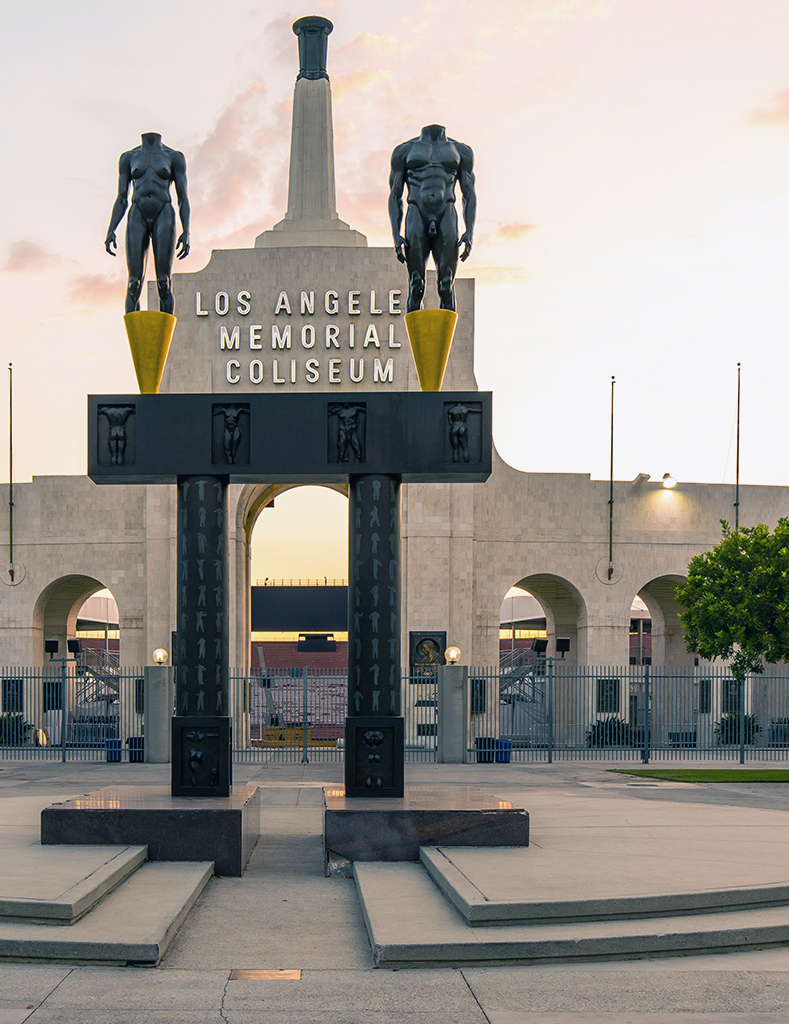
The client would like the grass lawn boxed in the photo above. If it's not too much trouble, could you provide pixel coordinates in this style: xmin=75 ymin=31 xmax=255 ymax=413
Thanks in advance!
xmin=608 ymin=768 xmax=789 ymax=783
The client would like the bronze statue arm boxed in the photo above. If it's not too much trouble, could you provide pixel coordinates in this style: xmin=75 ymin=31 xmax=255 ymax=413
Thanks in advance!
xmin=457 ymin=144 xmax=476 ymax=262
xmin=105 ymin=152 xmax=131 ymax=256
xmin=388 ymin=144 xmax=408 ymax=264
xmin=172 ymin=150 xmax=191 ymax=260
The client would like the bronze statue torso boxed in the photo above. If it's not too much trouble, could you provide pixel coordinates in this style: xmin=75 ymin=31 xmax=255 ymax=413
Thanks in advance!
xmin=403 ymin=138 xmax=463 ymax=216
xmin=129 ymin=147 xmax=178 ymax=223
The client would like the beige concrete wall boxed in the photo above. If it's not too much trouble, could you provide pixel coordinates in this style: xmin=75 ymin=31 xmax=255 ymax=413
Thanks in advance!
xmin=1 ymin=476 xmax=147 ymax=666
xmin=4 ymin=460 xmax=789 ymax=670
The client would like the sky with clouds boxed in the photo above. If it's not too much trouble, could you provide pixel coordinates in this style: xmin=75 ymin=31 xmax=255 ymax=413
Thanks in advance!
xmin=3 ymin=0 xmax=789 ymax=499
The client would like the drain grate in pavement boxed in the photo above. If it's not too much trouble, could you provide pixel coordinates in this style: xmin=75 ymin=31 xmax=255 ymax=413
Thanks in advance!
xmin=229 ymin=970 xmax=301 ymax=980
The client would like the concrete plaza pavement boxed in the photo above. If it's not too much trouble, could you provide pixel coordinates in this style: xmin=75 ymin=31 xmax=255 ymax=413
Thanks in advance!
xmin=2 ymin=757 xmax=789 ymax=1022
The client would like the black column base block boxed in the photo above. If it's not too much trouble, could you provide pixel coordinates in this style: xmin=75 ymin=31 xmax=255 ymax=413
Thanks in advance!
xmin=344 ymin=717 xmax=404 ymax=798
xmin=172 ymin=717 xmax=232 ymax=797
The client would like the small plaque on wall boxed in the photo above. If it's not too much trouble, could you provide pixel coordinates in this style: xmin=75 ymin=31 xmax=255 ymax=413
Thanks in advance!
xmin=409 ymin=631 xmax=447 ymax=677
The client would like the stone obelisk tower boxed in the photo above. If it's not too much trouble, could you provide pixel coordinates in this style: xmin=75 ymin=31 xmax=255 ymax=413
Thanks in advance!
xmin=255 ymin=16 xmax=367 ymax=248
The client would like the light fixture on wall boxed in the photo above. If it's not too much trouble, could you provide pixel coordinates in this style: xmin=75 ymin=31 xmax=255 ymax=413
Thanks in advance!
xmin=662 ymin=473 xmax=677 ymax=489
xmin=632 ymin=473 xmax=650 ymax=486
xmin=445 ymin=646 xmax=461 ymax=664
xmin=152 ymin=648 xmax=169 ymax=664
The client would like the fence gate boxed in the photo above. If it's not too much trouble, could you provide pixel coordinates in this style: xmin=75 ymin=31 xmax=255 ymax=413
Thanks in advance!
xmin=232 ymin=668 xmax=438 ymax=763
xmin=232 ymin=667 xmax=346 ymax=763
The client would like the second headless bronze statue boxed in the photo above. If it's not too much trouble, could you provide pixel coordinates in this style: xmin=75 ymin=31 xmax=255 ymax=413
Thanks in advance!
xmin=388 ymin=125 xmax=476 ymax=313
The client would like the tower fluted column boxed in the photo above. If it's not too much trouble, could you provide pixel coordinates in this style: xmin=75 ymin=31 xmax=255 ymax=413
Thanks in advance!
xmin=256 ymin=16 xmax=366 ymax=248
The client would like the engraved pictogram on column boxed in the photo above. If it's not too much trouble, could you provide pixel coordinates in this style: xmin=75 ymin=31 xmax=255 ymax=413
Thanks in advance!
xmin=346 ymin=474 xmax=403 ymax=795
xmin=175 ymin=475 xmax=229 ymax=718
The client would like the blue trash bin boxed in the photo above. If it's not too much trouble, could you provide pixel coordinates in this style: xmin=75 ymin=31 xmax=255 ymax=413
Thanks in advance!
xmin=105 ymin=738 xmax=122 ymax=763
xmin=495 ymin=738 xmax=512 ymax=763
xmin=475 ymin=737 xmax=496 ymax=763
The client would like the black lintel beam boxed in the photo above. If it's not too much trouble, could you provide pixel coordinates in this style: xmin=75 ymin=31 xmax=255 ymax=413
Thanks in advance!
xmin=88 ymin=391 xmax=492 ymax=485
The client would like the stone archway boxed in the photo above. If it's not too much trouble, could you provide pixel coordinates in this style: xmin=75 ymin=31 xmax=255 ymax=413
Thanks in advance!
xmin=508 ymin=573 xmax=587 ymax=666
xmin=32 ymin=574 xmax=110 ymax=667
xmin=638 ymin=574 xmax=692 ymax=666
xmin=230 ymin=483 xmax=350 ymax=673
xmin=238 ymin=482 xmax=349 ymax=546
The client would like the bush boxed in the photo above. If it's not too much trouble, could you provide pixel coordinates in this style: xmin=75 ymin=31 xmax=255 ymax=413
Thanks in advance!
xmin=0 ymin=713 xmax=33 ymax=746
xmin=715 ymin=713 xmax=759 ymax=746
xmin=587 ymin=716 xmax=633 ymax=747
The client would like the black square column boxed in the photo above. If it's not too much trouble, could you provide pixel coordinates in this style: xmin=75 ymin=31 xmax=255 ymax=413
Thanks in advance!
xmin=172 ymin=474 xmax=231 ymax=797
xmin=345 ymin=474 xmax=404 ymax=797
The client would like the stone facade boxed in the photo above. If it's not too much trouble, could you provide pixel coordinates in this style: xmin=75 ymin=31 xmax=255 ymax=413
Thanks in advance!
xmin=3 ymin=409 xmax=786 ymax=671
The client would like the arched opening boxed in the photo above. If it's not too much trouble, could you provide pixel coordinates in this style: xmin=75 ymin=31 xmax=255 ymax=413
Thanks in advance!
xmin=499 ymin=587 xmax=547 ymax=665
xmin=24 ymin=576 xmax=127 ymax=753
xmin=235 ymin=484 xmax=349 ymax=752
xmin=637 ymin=574 xmax=692 ymax=667
xmin=246 ymin=484 xmax=349 ymax=672
xmin=496 ymin=574 xmax=587 ymax=749
xmin=32 ymin=575 xmax=116 ymax=668
xmin=75 ymin=589 xmax=120 ymax=671
xmin=628 ymin=595 xmax=652 ymax=665
xmin=501 ymin=574 xmax=587 ymax=667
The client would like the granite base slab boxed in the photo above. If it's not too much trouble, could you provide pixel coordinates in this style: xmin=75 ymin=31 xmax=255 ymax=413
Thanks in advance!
xmin=41 ymin=784 xmax=259 ymax=877
xmin=324 ymin=784 xmax=529 ymax=863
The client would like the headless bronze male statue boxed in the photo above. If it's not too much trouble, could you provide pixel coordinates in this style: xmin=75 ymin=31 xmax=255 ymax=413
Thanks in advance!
xmin=388 ymin=125 xmax=476 ymax=313
xmin=105 ymin=132 xmax=190 ymax=314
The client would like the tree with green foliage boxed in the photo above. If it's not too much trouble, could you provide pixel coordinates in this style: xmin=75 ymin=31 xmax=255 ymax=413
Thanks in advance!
xmin=675 ymin=518 xmax=789 ymax=681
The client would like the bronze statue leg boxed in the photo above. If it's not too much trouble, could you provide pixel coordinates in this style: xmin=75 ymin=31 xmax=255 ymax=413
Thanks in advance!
xmin=125 ymin=205 xmax=152 ymax=313
xmin=152 ymin=204 xmax=177 ymax=315
xmin=433 ymin=204 xmax=459 ymax=311
xmin=404 ymin=205 xmax=430 ymax=312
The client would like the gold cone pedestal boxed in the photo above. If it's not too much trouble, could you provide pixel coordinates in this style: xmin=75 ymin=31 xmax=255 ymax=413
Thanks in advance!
xmin=123 ymin=311 xmax=176 ymax=394
xmin=404 ymin=309 xmax=458 ymax=392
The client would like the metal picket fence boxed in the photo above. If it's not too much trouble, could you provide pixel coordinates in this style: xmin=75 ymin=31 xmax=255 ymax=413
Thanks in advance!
xmin=403 ymin=669 xmax=438 ymax=762
xmin=231 ymin=668 xmax=438 ymax=763
xmin=5 ymin=661 xmax=786 ymax=766
xmin=473 ymin=663 xmax=789 ymax=763
xmin=0 ymin=664 xmax=146 ymax=762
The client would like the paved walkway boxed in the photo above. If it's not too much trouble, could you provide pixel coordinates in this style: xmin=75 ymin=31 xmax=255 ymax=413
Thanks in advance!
xmin=2 ymin=758 xmax=789 ymax=1022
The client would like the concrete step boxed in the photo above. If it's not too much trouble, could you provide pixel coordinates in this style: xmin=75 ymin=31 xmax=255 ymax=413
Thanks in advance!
xmin=0 ymin=844 xmax=147 ymax=924
xmin=420 ymin=846 xmax=789 ymax=925
xmin=355 ymin=861 xmax=789 ymax=968
xmin=0 ymin=860 xmax=213 ymax=966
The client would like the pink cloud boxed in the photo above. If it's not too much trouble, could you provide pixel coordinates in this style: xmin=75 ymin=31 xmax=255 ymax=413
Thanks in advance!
xmin=3 ymin=241 xmax=68 ymax=273
xmin=331 ymin=67 xmax=393 ymax=104
xmin=67 ymin=273 xmax=124 ymax=309
xmin=492 ymin=223 xmax=538 ymax=241
xmin=747 ymin=87 xmax=789 ymax=125
xmin=189 ymin=84 xmax=291 ymax=236
xmin=459 ymin=266 xmax=531 ymax=285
